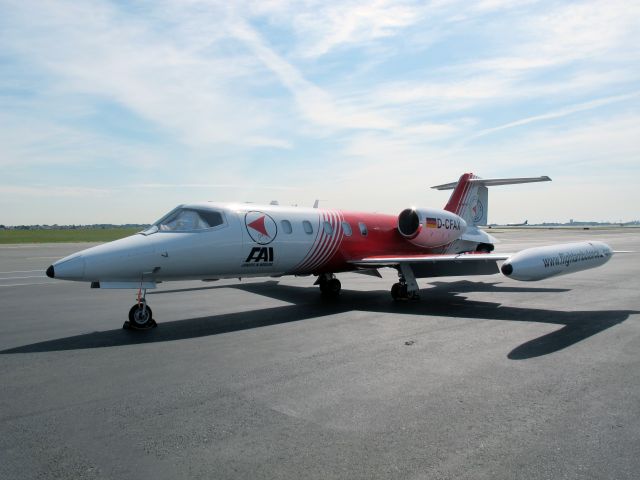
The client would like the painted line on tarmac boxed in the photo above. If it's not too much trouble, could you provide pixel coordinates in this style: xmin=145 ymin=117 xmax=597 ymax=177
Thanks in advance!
xmin=0 ymin=270 xmax=44 ymax=274
xmin=0 ymin=275 xmax=47 ymax=280
xmin=0 ymin=282 xmax=59 ymax=288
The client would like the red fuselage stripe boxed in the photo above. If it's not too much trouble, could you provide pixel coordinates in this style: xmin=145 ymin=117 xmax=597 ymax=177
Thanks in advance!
xmin=311 ymin=211 xmax=344 ymax=271
xmin=292 ymin=214 xmax=323 ymax=272
xmin=301 ymin=211 xmax=333 ymax=271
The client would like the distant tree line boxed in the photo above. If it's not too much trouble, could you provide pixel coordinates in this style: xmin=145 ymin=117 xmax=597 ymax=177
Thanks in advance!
xmin=0 ymin=224 xmax=150 ymax=230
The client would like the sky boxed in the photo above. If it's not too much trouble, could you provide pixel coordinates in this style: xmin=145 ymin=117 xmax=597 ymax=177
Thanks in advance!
xmin=1 ymin=0 xmax=639 ymax=225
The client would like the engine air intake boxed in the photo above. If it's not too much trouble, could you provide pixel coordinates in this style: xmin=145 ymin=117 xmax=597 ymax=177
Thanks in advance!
xmin=398 ymin=209 xmax=421 ymax=238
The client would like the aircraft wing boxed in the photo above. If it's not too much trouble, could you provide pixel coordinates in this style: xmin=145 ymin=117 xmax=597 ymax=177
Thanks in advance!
xmin=350 ymin=252 xmax=512 ymax=278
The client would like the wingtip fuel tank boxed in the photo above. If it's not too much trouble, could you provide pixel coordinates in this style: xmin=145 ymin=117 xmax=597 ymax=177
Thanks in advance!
xmin=501 ymin=241 xmax=613 ymax=281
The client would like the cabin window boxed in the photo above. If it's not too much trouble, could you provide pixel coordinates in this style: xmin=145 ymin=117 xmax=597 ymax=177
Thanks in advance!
xmin=323 ymin=221 xmax=333 ymax=235
xmin=358 ymin=222 xmax=368 ymax=236
xmin=342 ymin=222 xmax=352 ymax=236
xmin=303 ymin=220 xmax=313 ymax=234
xmin=157 ymin=208 xmax=224 ymax=232
xmin=281 ymin=220 xmax=293 ymax=234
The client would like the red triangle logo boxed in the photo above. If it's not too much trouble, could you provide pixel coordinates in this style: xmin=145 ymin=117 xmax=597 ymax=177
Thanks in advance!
xmin=248 ymin=216 xmax=270 ymax=237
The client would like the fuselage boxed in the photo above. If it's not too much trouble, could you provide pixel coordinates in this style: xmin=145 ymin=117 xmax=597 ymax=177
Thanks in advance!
xmin=49 ymin=202 xmax=433 ymax=284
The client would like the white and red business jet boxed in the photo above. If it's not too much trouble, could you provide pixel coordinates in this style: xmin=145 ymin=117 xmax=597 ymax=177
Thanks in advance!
xmin=46 ymin=173 xmax=615 ymax=329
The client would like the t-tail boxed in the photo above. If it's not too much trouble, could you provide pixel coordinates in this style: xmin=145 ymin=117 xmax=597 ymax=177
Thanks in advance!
xmin=431 ymin=173 xmax=551 ymax=227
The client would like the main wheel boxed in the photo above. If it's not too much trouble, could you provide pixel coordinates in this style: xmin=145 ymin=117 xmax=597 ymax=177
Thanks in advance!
xmin=321 ymin=278 xmax=341 ymax=297
xmin=476 ymin=243 xmax=494 ymax=253
xmin=127 ymin=304 xmax=155 ymax=329
xmin=391 ymin=282 xmax=408 ymax=300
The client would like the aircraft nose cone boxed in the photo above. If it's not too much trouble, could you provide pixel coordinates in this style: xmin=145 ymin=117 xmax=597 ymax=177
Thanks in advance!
xmin=46 ymin=265 xmax=55 ymax=278
xmin=52 ymin=255 xmax=85 ymax=280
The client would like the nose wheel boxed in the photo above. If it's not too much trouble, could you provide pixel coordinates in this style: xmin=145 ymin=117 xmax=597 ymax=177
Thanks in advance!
xmin=125 ymin=304 xmax=156 ymax=330
xmin=123 ymin=288 xmax=157 ymax=330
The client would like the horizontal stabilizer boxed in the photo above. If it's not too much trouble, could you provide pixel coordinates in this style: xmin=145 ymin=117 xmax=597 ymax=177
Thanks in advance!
xmin=432 ymin=176 xmax=551 ymax=190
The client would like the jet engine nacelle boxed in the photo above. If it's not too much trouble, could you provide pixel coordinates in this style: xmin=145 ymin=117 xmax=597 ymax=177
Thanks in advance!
xmin=501 ymin=241 xmax=613 ymax=281
xmin=398 ymin=207 xmax=467 ymax=248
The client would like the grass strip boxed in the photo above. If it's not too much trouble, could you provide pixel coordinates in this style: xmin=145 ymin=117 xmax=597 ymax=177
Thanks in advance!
xmin=0 ymin=228 xmax=142 ymax=244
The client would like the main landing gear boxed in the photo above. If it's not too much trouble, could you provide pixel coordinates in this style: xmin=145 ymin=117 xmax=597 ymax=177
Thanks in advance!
xmin=315 ymin=273 xmax=341 ymax=297
xmin=123 ymin=287 xmax=157 ymax=330
xmin=476 ymin=243 xmax=495 ymax=253
xmin=391 ymin=264 xmax=420 ymax=301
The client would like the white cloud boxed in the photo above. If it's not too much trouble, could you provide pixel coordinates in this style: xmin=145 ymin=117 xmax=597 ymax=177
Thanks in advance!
xmin=529 ymin=0 xmax=640 ymax=62
xmin=462 ymin=91 xmax=640 ymax=144
xmin=0 ymin=185 xmax=113 ymax=198
xmin=290 ymin=0 xmax=423 ymax=58
xmin=0 ymin=111 xmax=171 ymax=169
xmin=472 ymin=0 xmax=539 ymax=12
xmin=226 ymin=15 xmax=398 ymax=133
xmin=463 ymin=0 xmax=640 ymax=74
xmin=129 ymin=183 xmax=301 ymax=191
xmin=305 ymin=109 xmax=640 ymax=221
xmin=1 ymin=0 xmax=289 ymax=149
xmin=1 ymin=0 xmax=639 ymax=224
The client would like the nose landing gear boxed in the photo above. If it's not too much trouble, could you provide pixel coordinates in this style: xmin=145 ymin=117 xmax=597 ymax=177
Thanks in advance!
xmin=123 ymin=288 xmax=157 ymax=330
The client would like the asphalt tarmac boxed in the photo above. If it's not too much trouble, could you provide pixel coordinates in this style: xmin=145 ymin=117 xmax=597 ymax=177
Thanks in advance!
xmin=1 ymin=229 xmax=639 ymax=480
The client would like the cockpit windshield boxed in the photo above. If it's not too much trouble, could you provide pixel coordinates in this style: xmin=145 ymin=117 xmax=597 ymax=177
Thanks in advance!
xmin=142 ymin=207 xmax=224 ymax=234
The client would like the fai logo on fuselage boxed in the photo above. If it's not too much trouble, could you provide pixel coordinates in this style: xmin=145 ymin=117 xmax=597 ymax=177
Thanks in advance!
xmin=245 ymin=211 xmax=277 ymax=245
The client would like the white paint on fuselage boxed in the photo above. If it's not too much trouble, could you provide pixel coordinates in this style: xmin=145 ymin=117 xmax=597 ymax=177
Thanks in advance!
xmin=52 ymin=202 xmax=335 ymax=284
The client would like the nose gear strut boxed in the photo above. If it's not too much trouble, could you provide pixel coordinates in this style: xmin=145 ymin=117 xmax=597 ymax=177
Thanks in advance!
xmin=123 ymin=285 xmax=157 ymax=330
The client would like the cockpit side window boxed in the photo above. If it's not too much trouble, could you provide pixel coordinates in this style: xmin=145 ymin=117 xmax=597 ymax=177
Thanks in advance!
xmin=156 ymin=208 xmax=225 ymax=232
xmin=199 ymin=210 xmax=224 ymax=228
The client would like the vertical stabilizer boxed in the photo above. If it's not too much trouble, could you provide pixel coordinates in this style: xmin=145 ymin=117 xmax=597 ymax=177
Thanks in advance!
xmin=432 ymin=173 xmax=551 ymax=227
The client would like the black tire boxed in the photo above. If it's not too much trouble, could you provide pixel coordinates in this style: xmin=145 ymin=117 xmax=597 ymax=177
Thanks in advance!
xmin=476 ymin=243 xmax=494 ymax=253
xmin=391 ymin=282 xmax=407 ymax=300
xmin=321 ymin=278 xmax=341 ymax=297
xmin=128 ymin=304 xmax=154 ymax=329
xmin=391 ymin=282 xmax=400 ymax=300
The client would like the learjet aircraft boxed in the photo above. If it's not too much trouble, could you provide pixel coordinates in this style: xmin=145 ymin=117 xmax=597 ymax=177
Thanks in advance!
xmin=46 ymin=173 xmax=616 ymax=330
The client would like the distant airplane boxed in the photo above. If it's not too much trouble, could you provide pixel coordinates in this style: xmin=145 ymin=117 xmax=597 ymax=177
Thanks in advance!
xmin=46 ymin=173 xmax=617 ymax=330
xmin=507 ymin=220 xmax=528 ymax=226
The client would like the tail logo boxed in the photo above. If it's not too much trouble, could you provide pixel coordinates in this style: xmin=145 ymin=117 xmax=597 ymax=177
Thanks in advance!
xmin=471 ymin=196 xmax=484 ymax=224
xmin=245 ymin=211 xmax=278 ymax=245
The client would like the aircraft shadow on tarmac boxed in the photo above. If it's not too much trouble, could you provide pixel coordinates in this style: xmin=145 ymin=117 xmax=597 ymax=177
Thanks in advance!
xmin=2 ymin=280 xmax=637 ymax=359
